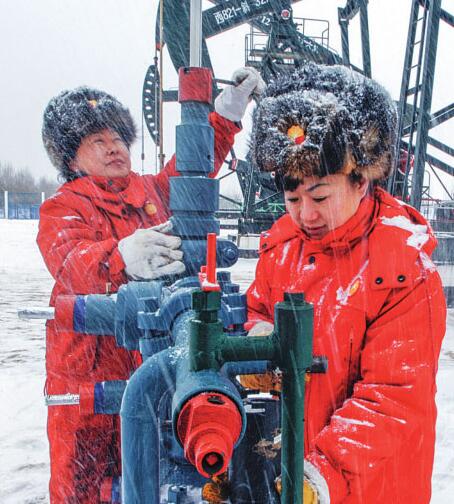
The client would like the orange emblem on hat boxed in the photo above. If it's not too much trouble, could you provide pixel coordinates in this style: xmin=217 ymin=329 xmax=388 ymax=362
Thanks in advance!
xmin=87 ymin=99 xmax=98 ymax=108
xmin=287 ymin=125 xmax=305 ymax=145
xmin=144 ymin=202 xmax=157 ymax=216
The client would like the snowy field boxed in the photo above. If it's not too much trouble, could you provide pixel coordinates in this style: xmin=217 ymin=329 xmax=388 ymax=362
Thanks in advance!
xmin=0 ymin=219 xmax=453 ymax=503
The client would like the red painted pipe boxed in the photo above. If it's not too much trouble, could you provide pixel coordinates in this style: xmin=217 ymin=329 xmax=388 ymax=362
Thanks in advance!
xmin=53 ymin=295 xmax=76 ymax=333
xmin=206 ymin=233 xmax=217 ymax=285
xmin=176 ymin=392 xmax=242 ymax=478
xmin=178 ymin=67 xmax=213 ymax=104
xmin=199 ymin=233 xmax=220 ymax=291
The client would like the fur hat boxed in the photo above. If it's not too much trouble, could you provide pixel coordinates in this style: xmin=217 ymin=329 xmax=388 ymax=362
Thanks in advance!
xmin=251 ymin=63 xmax=397 ymax=183
xmin=42 ymin=86 xmax=137 ymax=181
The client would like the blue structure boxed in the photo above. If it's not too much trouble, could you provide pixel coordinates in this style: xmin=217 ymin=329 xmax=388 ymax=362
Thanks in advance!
xmin=0 ymin=191 xmax=44 ymax=219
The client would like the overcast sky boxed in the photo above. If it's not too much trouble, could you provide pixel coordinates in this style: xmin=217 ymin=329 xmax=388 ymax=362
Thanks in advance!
xmin=1 ymin=0 xmax=452 ymax=197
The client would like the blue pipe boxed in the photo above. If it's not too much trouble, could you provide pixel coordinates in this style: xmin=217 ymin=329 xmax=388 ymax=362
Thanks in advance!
xmin=94 ymin=380 xmax=127 ymax=414
xmin=121 ymin=309 xmax=250 ymax=503
xmin=120 ymin=347 xmax=176 ymax=503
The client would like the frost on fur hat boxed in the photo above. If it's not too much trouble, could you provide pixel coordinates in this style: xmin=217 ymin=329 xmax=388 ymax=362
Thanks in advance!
xmin=42 ymin=86 xmax=136 ymax=180
xmin=251 ymin=63 xmax=397 ymax=182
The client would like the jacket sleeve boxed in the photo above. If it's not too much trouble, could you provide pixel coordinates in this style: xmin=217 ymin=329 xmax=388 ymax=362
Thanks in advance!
xmin=152 ymin=111 xmax=241 ymax=206
xmin=306 ymin=267 xmax=446 ymax=502
xmin=37 ymin=198 xmax=127 ymax=297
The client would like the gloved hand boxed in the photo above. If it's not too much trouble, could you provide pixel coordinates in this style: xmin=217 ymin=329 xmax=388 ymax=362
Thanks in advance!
xmin=240 ymin=320 xmax=279 ymax=391
xmin=214 ymin=67 xmax=266 ymax=122
xmin=118 ymin=221 xmax=185 ymax=280
xmin=275 ymin=476 xmax=319 ymax=504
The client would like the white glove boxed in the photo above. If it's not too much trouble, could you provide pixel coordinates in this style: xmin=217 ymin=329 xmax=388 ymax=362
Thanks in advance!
xmin=248 ymin=320 xmax=274 ymax=337
xmin=118 ymin=221 xmax=185 ymax=280
xmin=215 ymin=67 xmax=266 ymax=122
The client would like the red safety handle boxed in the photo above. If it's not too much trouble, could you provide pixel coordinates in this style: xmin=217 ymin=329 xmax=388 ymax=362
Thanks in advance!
xmin=198 ymin=233 xmax=221 ymax=291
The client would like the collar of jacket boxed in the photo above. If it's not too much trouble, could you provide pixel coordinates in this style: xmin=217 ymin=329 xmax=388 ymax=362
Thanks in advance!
xmin=367 ymin=188 xmax=438 ymax=291
xmin=63 ymin=172 xmax=147 ymax=216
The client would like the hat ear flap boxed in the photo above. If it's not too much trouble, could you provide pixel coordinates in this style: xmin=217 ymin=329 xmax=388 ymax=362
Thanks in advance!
xmin=355 ymin=124 xmax=394 ymax=181
xmin=359 ymin=125 xmax=381 ymax=160
xmin=319 ymin=114 xmax=348 ymax=176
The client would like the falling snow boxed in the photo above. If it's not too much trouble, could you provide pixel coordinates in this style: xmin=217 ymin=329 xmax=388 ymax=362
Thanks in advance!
xmin=0 ymin=220 xmax=453 ymax=503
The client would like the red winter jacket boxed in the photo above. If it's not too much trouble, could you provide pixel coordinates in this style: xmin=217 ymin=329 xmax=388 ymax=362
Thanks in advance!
xmin=246 ymin=188 xmax=446 ymax=503
xmin=38 ymin=112 xmax=239 ymax=393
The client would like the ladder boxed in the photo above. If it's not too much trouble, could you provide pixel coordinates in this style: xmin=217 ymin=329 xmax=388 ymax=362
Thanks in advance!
xmin=388 ymin=0 xmax=448 ymax=209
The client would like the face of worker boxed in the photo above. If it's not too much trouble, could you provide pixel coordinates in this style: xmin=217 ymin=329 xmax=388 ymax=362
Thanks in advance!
xmin=284 ymin=174 xmax=369 ymax=240
xmin=70 ymin=128 xmax=132 ymax=178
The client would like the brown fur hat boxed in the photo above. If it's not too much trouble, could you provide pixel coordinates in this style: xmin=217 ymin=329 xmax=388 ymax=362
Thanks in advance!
xmin=250 ymin=63 xmax=397 ymax=183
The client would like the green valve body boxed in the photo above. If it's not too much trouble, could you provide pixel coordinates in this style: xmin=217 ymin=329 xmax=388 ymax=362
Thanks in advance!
xmin=276 ymin=292 xmax=314 ymax=504
xmin=189 ymin=289 xmax=315 ymax=503
xmin=190 ymin=290 xmax=223 ymax=371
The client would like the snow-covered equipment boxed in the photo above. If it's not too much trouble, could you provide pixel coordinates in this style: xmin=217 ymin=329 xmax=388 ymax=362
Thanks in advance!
xmin=43 ymin=232 xmax=325 ymax=503
xmin=146 ymin=0 xmax=348 ymax=239
xmin=33 ymin=46 xmax=327 ymax=502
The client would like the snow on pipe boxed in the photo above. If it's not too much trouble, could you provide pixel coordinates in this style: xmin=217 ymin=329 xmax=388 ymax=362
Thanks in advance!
xmin=18 ymin=307 xmax=55 ymax=320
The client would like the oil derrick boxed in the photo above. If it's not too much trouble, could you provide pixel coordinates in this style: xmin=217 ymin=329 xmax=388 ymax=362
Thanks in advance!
xmin=387 ymin=0 xmax=453 ymax=212
xmin=384 ymin=0 xmax=454 ymax=307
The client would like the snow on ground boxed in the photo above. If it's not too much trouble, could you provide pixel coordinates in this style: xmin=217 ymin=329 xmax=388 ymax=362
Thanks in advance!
xmin=0 ymin=220 xmax=452 ymax=503
xmin=0 ymin=220 xmax=52 ymax=503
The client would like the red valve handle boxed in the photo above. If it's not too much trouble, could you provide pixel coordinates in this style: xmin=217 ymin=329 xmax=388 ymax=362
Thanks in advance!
xmin=198 ymin=233 xmax=220 ymax=291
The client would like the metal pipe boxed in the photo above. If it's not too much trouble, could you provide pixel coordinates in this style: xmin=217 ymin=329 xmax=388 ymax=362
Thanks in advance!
xmin=276 ymin=293 xmax=313 ymax=504
xmin=359 ymin=0 xmax=371 ymax=77
xmin=121 ymin=308 xmax=246 ymax=502
xmin=190 ymin=0 xmax=202 ymax=67
xmin=121 ymin=347 xmax=176 ymax=504
xmin=45 ymin=393 xmax=79 ymax=406
xmin=18 ymin=307 xmax=55 ymax=320
xmin=159 ymin=0 xmax=165 ymax=171
xmin=188 ymin=285 xmax=315 ymax=503
xmin=172 ymin=312 xmax=246 ymax=478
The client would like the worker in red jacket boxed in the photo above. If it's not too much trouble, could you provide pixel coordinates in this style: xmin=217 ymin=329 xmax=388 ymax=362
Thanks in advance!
xmin=243 ymin=64 xmax=446 ymax=503
xmin=38 ymin=67 xmax=265 ymax=503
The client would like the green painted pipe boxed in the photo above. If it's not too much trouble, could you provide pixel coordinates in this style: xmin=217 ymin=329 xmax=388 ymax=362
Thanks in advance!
xmin=189 ymin=289 xmax=314 ymax=503
xmin=276 ymin=292 xmax=313 ymax=504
